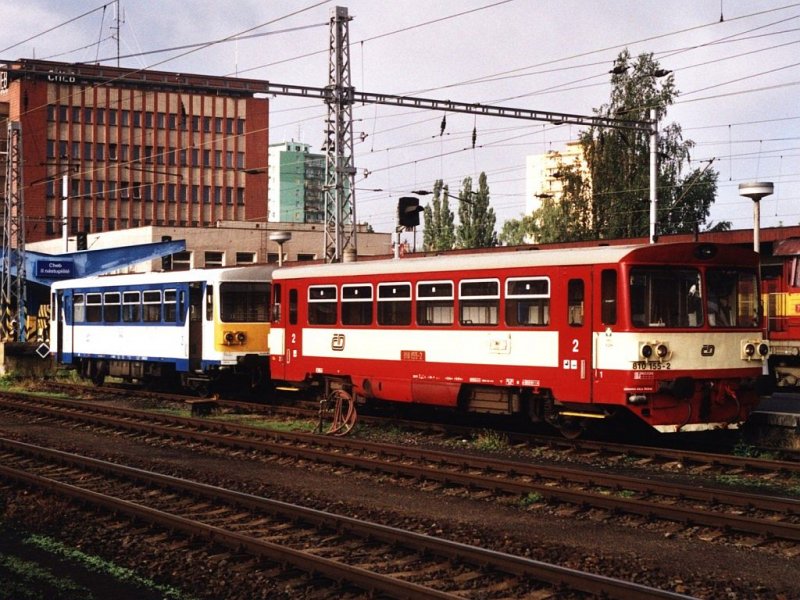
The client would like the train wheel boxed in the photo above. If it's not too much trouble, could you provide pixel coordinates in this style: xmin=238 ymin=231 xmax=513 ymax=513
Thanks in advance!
xmin=557 ymin=418 xmax=585 ymax=439
xmin=317 ymin=388 xmax=357 ymax=436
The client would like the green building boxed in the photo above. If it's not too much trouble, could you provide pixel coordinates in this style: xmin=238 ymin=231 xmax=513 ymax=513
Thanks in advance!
xmin=268 ymin=141 xmax=325 ymax=224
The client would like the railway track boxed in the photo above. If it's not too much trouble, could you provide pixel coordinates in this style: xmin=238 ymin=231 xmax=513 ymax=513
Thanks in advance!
xmin=44 ymin=381 xmax=800 ymax=470
xmin=0 ymin=437 xmax=693 ymax=599
xmin=1 ymin=390 xmax=798 ymax=550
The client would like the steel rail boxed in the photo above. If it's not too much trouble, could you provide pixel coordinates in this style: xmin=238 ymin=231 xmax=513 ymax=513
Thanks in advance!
xmin=0 ymin=437 xmax=692 ymax=600
xmin=2 ymin=393 xmax=798 ymax=542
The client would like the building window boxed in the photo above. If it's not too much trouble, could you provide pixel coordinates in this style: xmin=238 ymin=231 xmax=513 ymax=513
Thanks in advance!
xmin=172 ymin=251 xmax=191 ymax=271
xmin=205 ymin=251 xmax=224 ymax=268
xmin=235 ymin=252 xmax=255 ymax=265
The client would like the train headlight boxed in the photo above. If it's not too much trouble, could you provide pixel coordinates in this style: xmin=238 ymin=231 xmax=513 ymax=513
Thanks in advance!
xmin=236 ymin=331 xmax=247 ymax=344
xmin=224 ymin=331 xmax=236 ymax=345
xmin=742 ymin=340 xmax=769 ymax=360
xmin=640 ymin=341 xmax=670 ymax=361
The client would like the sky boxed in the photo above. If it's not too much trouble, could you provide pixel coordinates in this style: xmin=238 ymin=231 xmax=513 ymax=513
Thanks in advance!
xmin=1 ymin=0 xmax=798 ymax=243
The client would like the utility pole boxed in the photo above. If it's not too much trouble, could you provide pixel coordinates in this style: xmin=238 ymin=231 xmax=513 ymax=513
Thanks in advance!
xmin=1 ymin=121 xmax=26 ymax=341
xmin=323 ymin=6 xmax=357 ymax=263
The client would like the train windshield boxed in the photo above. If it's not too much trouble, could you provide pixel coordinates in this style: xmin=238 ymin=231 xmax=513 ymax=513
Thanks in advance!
xmin=706 ymin=268 xmax=759 ymax=328
xmin=220 ymin=282 xmax=271 ymax=322
xmin=629 ymin=267 xmax=702 ymax=328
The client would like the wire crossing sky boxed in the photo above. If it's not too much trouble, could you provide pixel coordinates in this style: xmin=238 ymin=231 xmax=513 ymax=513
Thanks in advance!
xmin=1 ymin=0 xmax=798 ymax=237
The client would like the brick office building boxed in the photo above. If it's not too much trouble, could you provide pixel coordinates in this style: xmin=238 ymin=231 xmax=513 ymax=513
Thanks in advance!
xmin=0 ymin=58 xmax=269 ymax=244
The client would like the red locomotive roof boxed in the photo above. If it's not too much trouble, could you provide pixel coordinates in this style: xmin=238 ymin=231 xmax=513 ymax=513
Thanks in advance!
xmin=273 ymin=241 xmax=758 ymax=281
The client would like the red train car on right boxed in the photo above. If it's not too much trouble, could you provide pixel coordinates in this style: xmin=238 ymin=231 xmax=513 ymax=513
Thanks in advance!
xmin=763 ymin=238 xmax=800 ymax=388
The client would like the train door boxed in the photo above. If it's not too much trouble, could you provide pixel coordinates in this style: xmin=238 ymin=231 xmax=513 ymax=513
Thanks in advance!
xmin=558 ymin=268 xmax=593 ymax=402
xmin=269 ymin=282 xmax=299 ymax=382
xmin=282 ymin=286 xmax=301 ymax=380
xmin=188 ymin=282 xmax=204 ymax=370
xmin=54 ymin=290 xmax=65 ymax=362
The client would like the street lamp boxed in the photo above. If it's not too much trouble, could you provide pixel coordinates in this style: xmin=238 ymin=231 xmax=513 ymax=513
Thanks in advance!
xmin=738 ymin=182 xmax=773 ymax=253
xmin=269 ymin=231 xmax=291 ymax=267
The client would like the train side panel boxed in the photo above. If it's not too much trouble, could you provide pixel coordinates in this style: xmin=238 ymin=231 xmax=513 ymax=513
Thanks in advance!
xmin=271 ymin=243 xmax=768 ymax=433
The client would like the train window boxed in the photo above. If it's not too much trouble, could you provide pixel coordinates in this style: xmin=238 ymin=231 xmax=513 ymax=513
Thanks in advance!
xmin=706 ymin=268 xmax=759 ymax=328
xmin=377 ymin=282 xmax=411 ymax=326
xmin=289 ymin=288 xmax=298 ymax=325
xmin=308 ymin=285 xmax=337 ymax=325
xmin=123 ymin=291 xmax=140 ymax=322
xmin=629 ymin=268 xmax=701 ymax=328
xmin=86 ymin=293 xmax=102 ymax=322
xmin=271 ymin=283 xmax=282 ymax=323
xmin=342 ymin=284 xmax=373 ymax=326
xmin=459 ymin=279 xmax=499 ymax=326
xmin=505 ymin=278 xmax=549 ymax=327
xmin=164 ymin=289 xmax=178 ymax=322
xmin=417 ymin=281 xmax=454 ymax=326
xmin=601 ymin=270 xmax=618 ymax=325
xmin=206 ymin=285 xmax=214 ymax=320
xmin=73 ymin=293 xmax=86 ymax=323
xmin=220 ymin=282 xmax=270 ymax=322
xmin=103 ymin=292 xmax=121 ymax=322
xmin=143 ymin=290 xmax=162 ymax=322
xmin=567 ymin=280 xmax=584 ymax=326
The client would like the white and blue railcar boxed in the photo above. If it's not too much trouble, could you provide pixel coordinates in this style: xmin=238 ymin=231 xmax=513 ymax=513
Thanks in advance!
xmin=50 ymin=265 xmax=274 ymax=394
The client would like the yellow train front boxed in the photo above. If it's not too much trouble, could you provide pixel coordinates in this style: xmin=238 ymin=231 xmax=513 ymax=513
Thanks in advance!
xmin=50 ymin=265 xmax=274 ymax=396
xmin=268 ymin=242 xmax=771 ymax=436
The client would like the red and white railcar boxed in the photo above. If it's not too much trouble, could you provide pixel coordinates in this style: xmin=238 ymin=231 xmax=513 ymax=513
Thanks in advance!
xmin=268 ymin=242 xmax=771 ymax=435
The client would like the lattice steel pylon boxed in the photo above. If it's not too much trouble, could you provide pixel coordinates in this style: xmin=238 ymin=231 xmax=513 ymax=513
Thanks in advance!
xmin=1 ymin=121 xmax=26 ymax=342
xmin=323 ymin=6 xmax=357 ymax=262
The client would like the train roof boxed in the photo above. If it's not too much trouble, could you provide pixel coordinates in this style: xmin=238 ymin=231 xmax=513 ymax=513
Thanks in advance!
xmin=50 ymin=264 xmax=275 ymax=290
xmin=273 ymin=242 xmax=759 ymax=281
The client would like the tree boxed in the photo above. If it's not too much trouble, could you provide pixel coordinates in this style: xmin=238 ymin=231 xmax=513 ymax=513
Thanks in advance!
xmin=528 ymin=157 xmax=594 ymax=243
xmin=422 ymin=179 xmax=455 ymax=252
xmin=499 ymin=217 xmax=530 ymax=246
xmin=519 ymin=49 xmax=722 ymax=244
xmin=583 ymin=49 xmax=718 ymax=239
xmin=456 ymin=172 xmax=497 ymax=249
